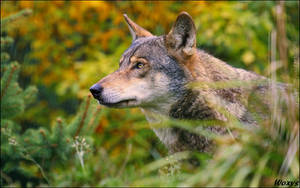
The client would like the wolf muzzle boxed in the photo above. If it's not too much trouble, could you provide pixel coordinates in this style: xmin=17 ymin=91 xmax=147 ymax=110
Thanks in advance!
xmin=89 ymin=83 xmax=103 ymax=101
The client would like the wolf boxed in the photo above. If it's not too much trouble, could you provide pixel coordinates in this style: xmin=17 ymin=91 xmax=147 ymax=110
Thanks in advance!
xmin=90 ymin=12 xmax=278 ymax=153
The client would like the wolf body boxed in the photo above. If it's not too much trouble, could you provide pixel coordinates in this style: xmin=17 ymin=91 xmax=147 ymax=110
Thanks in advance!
xmin=90 ymin=12 xmax=273 ymax=153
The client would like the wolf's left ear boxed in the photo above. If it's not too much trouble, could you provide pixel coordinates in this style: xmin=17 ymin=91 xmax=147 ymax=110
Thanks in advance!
xmin=165 ymin=12 xmax=196 ymax=58
xmin=123 ymin=14 xmax=153 ymax=40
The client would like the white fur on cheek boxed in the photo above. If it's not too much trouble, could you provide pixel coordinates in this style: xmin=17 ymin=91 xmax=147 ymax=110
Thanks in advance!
xmin=122 ymin=73 xmax=172 ymax=104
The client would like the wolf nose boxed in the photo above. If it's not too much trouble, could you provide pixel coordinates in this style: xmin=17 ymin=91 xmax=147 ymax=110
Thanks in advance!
xmin=89 ymin=84 xmax=103 ymax=100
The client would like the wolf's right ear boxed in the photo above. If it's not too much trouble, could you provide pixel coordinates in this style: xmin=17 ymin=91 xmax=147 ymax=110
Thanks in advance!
xmin=165 ymin=12 xmax=196 ymax=59
xmin=123 ymin=14 xmax=153 ymax=40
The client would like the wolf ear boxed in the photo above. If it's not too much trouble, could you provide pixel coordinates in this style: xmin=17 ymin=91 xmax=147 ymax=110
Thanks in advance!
xmin=123 ymin=14 xmax=153 ymax=40
xmin=165 ymin=12 xmax=196 ymax=58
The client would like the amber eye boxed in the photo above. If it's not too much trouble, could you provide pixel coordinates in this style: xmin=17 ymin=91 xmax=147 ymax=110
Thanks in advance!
xmin=135 ymin=62 xmax=144 ymax=69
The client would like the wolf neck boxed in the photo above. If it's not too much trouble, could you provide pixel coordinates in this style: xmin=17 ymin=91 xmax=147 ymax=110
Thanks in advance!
xmin=140 ymin=51 xmax=234 ymax=123
xmin=140 ymin=89 xmax=220 ymax=153
xmin=141 ymin=89 xmax=225 ymax=122
xmin=140 ymin=101 xmax=174 ymax=123
xmin=140 ymin=50 xmax=266 ymax=153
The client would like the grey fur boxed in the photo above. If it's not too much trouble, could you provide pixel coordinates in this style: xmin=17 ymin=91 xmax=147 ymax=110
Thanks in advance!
xmin=90 ymin=12 xmax=286 ymax=154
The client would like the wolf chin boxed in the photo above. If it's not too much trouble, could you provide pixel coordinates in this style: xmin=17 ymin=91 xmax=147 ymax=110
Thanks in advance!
xmin=90 ymin=12 xmax=280 ymax=153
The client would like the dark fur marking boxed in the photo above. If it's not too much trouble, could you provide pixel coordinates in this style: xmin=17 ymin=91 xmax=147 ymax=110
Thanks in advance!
xmin=169 ymin=90 xmax=216 ymax=120
xmin=217 ymin=88 xmax=242 ymax=103
xmin=172 ymin=127 xmax=213 ymax=152
xmin=178 ymin=33 xmax=189 ymax=50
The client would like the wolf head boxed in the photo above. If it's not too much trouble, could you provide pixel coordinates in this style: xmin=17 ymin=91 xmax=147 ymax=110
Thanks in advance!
xmin=90 ymin=12 xmax=197 ymax=110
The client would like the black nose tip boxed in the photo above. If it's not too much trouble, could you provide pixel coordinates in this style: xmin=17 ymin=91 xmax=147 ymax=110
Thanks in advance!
xmin=89 ymin=84 xmax=103 ymax=100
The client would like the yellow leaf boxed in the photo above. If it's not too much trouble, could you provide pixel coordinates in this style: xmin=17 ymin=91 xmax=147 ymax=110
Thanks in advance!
xmin=242 ymin=51 xmax=255 ymax=65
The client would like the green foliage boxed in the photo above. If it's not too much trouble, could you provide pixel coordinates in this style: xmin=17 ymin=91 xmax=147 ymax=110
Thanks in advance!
xmin=1 ymin=1 xmax=299 ymax=128
xmin=1 ymin=11 xmax=102 ymax=187
xmin=1 ymin=1 xmax=299 ymax=187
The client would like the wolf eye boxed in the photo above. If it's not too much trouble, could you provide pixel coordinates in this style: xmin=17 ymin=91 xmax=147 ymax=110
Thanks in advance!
xmin=135 ymin=62 xmax=144 ymax=69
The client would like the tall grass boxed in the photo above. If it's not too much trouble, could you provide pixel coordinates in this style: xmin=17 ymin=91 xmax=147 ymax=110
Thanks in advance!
xmin=97 ymin=20 xmax=299 ymax=187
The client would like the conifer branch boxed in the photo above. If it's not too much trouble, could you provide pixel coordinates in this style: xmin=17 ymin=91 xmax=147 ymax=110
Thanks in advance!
xmin=87 ymin=105 xmax=101 ymax=131
xmin=1 ymin=37 xmax=14 ymax=47
xmin=0 ymin=170 xmax=12 ymax=185
xmin=39 ymin=129 xmax=46 ymax=139
xmin=20 ymin=151 xmax=49 ymax=184
xmin=1 ymin=66 xmax=7 ymax=74
xmin=1 ymin=9 xmax=32 ymax=27
xmin=57 ymin=118 xmax=63 ymax=140
xmin=74 ymin=94 xmax=91 ymax=137
xmin=1 ymin=64 xmax=17 ymax=99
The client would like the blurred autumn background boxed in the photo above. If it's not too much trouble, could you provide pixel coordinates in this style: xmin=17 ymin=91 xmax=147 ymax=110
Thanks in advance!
xmin=1 ymin=1 xmax=299 ymax=187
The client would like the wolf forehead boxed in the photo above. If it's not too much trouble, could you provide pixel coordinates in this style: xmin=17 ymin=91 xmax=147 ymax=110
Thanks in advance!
xmin=119 ymin=36 xmax=187 ymax=83
xmin=119 ymin=36 xmax=169 ymax=67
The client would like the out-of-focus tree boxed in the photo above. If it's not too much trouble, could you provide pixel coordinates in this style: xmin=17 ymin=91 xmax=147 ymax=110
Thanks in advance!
xmin=1 ymin=1 xmax=299 ymax=186
xmin=1 ymin=1 xmax=298 ymax=126
xmin=1 ymin=10 xmax=103 ymax=186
